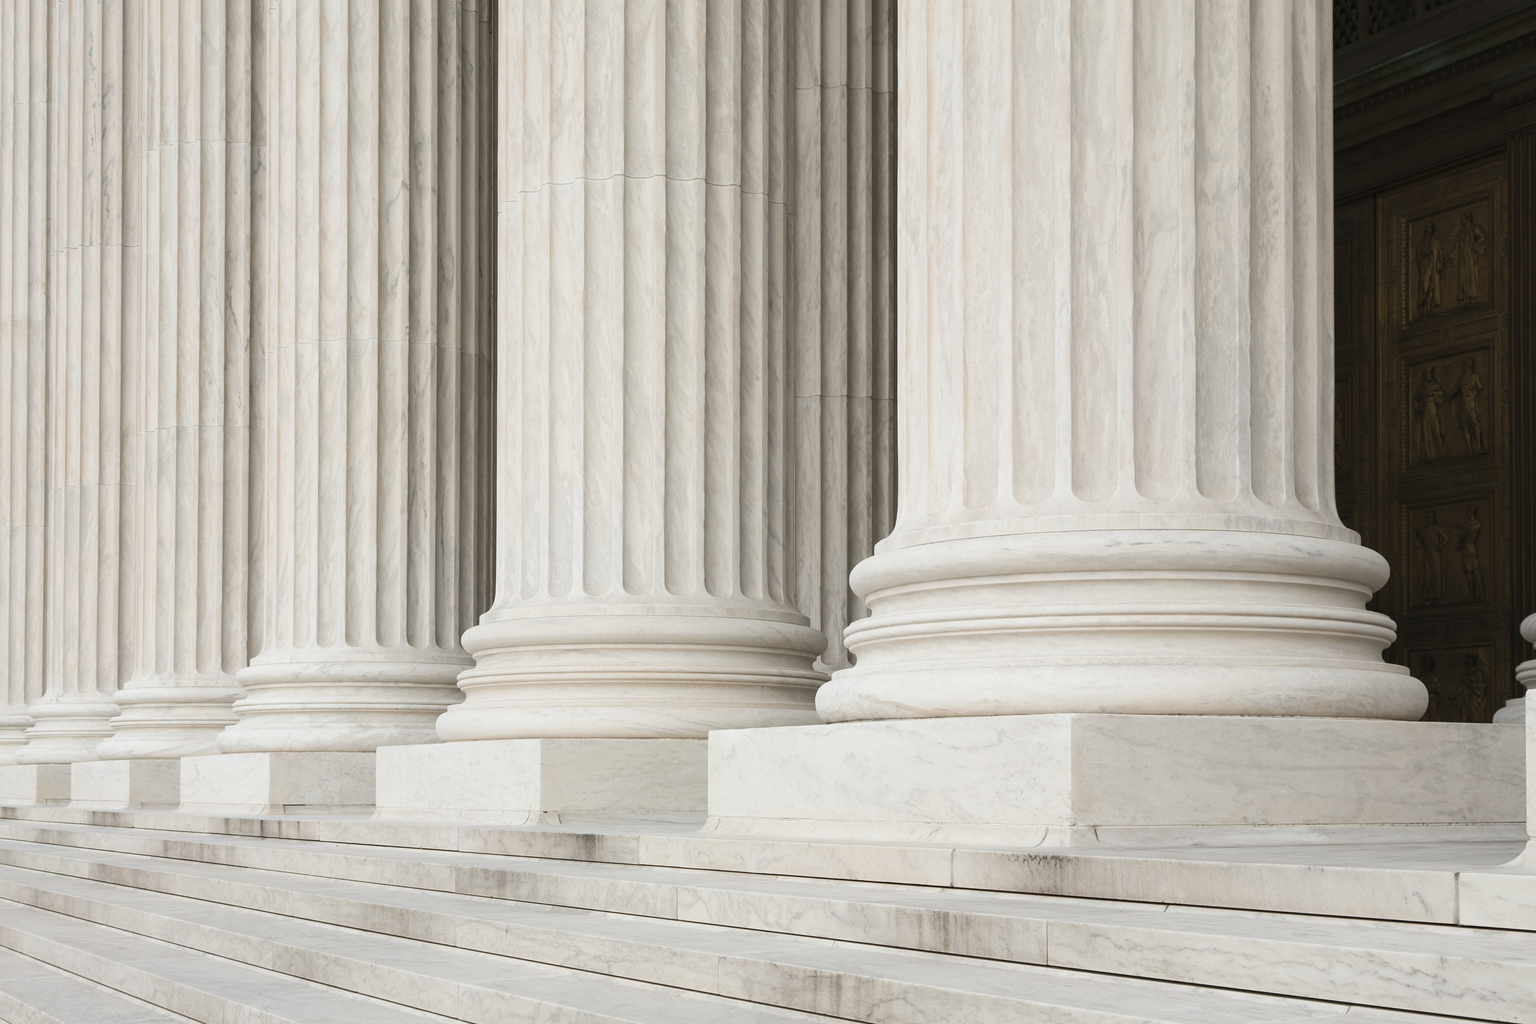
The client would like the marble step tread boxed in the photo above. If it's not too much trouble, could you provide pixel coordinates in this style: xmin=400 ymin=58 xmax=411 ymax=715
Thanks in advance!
xmin=0 ymin=860 xmax=1461 ymax=1024
xmin=2 ymin=828 xmax=1534 ymax=1023
xmin=3 ymin=821 xmax=1534 ymax=1013
xmin=0 ymin=842 xmax=1529 ymax=1024
xmin=0 ymin=898 xmax=461 ymax=1024
xmin=0 ymin=891 xmax=842 ymax=1024
xmin=0 ymin=817 xmax=1501 ymax=942
xmin=2 ymin=806 xmax=1517 ymax=925
xmin=0 ymin=945 xmax=200 ymax=1024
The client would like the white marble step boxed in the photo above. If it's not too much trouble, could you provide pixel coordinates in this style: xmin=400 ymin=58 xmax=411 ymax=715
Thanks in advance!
xmin=3 ymin=805 xmax=1520 ymax=926
xmin=0 ymin=859 xmax=1456 ymax=1024
xmin=0 ymin=832 xmax=1531 ymax=1023
xmin=0 ymin=945 xmax=199 ymax=1024
xmin=0 ymin=870 xmax=838 ymax=1024
xmin=0 ymin=899 xmax=459 ymax=1024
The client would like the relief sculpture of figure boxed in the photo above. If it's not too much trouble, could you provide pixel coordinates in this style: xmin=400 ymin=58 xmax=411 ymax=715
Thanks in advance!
xmin=1417 ymin=221 xmax=1444 ymax=314
xmin=1413 ymin=366 xmax=1445 ymax=460
xmin=1448 ymin=357 xmax=1485 ymax=455
xmin=1413 ymin=511 xmax=1449 ymax=605
xmin=1457 ymin=505 xmax=1486 ymax=601
xmin=1452 ymin=211 xmax=1487 ymax=304
xmin=1460 ymin=652 xmax=1491 ymax=721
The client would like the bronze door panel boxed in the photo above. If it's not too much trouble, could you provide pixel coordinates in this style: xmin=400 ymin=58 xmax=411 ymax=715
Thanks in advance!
xmin=1372 ymin=156 xmax=1512 ymax=721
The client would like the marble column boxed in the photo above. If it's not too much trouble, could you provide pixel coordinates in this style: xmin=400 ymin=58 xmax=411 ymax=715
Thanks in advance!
xmin=215 ymin=0 xmax=495 ymax=753
xmin=0 ymin=0 xmax=49 ymax=763
xmin=19 ymin=0 xmax=145 ymax=764
xmin=816 ymin=0 xmax=1425 ymax=724
xmin=96 ymin=0 xmax=261 ymax=760
xmin=441 ymin=2 xmax=828 ymax=742
xmin=788 ymin=0 xmax=897 ymax=673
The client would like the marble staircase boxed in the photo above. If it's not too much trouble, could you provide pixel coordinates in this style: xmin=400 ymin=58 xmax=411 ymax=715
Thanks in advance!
xmin=0 ymin=812 xmax=1529 ymax=1023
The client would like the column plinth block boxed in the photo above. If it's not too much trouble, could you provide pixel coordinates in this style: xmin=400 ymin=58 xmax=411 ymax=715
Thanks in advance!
xmin=708 ymin=715 xmax=1525 ymax=847
xmin=375 ymin=739 xmax=706 ymax=825
xmin=71 ymin=759 xmax=179 ymax=809
xmin=0 ymin=764 xmax=71 ymax=806
xmin=179 ymin=752 xmax=375 ymax=815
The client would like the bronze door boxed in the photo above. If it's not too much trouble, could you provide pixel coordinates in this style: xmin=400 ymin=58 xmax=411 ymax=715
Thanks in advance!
xmin=1365 ymin=156 xmax=1511 ymax=722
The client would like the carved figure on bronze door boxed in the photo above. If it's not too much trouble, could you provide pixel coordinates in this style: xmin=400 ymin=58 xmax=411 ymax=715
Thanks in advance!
xmin=1416 ymin=221 xmax=1444 ymax=313
xmin=1452 ymin=211 xmax=1487 ymax=305
xmin=1414 ymin=511 xmax=1449 ymax=604
xmin=1413 ymin=366 xmax=1446 ymax=460
xmin=1457 ymin=505 xmax=1486 ymax=602
xmin=1449 ymin=357 xmax=1485 ymax=455
xmin=1460 ymin=652 xmax=1491 ymax=720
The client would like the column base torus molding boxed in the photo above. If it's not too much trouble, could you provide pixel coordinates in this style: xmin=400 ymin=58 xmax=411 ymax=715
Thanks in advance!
xmin=444 ymin=610 xmax=827 ymax=741
xmin=705 ymin=714 xmax=1525 ymax=848
xmin=0 ymin=712 xmax=32 ymax=765
xmin=0 ymin=764 xmax=72 ymax=806
xmin=219 ymin=647 xmax=470 ymax=753
xmin=14 ymin=695 xmax=122 ymax=764
xmin=97 ymin=684 xmax=242 ymax=760
xmin=374 ymin=739 xmax=706 ymax=825
xmin=70 ymin=759 xmax=180 ymax=810
xmin=819 ymin=530 xmax=1426 ymax=724
xmin=179 ymin=752 xmax=376 ymax=816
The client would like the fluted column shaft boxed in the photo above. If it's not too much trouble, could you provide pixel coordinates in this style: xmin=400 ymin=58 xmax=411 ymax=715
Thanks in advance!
xmin=444 ymin=1 xmax=829 ymax=741
xmin=219 ymin=0 xmax=494 ymax=753
xmin=20 ymin=0 xmax=145 ymax=763
xmin=0 ymin=0 xmax=49 ymax=762
xmin=787 ymin=0 xmax=897 ymax=673
xmin=818 ymin=0 xmax=1423 ymax=723
xmin=98 ymin=0 xmax=262 ymax=759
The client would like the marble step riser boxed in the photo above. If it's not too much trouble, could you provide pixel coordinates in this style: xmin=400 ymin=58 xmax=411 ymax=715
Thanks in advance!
xmin=0 ymin=919 xmax=358 ymax=1024
xmin=2 ymin=844 xmax=1533 ymax=1024
xmin=0 ymin=944 xmax=208 ymax=1024
xmin=0 ymin=882 xmax=737 ymax=1024
xmin=0 ymin=900 xmax=848 ymax=1024
xmin=0 ymin=875 xmax=1277 ymax=1024
xmin=3 ymin=812 xmax=1503 ymax=929
xmin=0 ymin=866 xmax=726 ymax=1001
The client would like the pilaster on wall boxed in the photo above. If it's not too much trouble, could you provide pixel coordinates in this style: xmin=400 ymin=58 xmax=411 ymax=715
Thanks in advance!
xmin=0 ymin=0 xmax=49 ymax=763
xmin=218 ymin=0 xmax=496 ymax=754
xmin=98 ymin=0 xmax=264 ymax=760
xmin=20 ymin=0 xmax=145 ymax=765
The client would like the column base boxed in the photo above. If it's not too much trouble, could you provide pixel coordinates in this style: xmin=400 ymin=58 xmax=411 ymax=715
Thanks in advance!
xmin=0 ymin=764 xmax=72 ymax=806
xmin=706 ymin=714 xmax=1525 ymax=847
xmin=180 ymin=752 xmax=375 ymax=815
xmin=70 ymin=759 xmax=181 ymax=809
xmin=375 ymin=739 xmax=706 ymax=824
xmin=15 ymin=695 xmax=120 ymax=763
xmin=0 ymin=711 xmax=32 ymax=765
